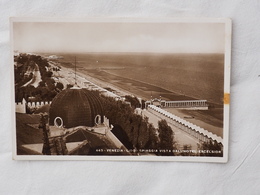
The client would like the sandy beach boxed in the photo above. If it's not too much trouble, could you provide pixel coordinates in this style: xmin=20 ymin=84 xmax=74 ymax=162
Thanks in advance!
xmin=54 ymin=62 xmax=223 ymax=138
xmin=48 ymin=52 xmax=224 ymax=139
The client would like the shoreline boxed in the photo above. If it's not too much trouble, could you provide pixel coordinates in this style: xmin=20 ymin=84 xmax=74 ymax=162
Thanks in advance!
xmin=54 ymin=61 xmax=223 ymax=137
xmin=61 ymin=62 xmax=221 ymax=104
xmin=55 ymin=52 xmax=224 ymax=106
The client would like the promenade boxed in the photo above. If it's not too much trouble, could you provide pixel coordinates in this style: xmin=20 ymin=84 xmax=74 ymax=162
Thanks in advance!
xmin=141 ymin=109 xmax=200 ymax=150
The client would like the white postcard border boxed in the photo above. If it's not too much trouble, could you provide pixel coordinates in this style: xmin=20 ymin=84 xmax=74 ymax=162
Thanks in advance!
xmin=10 ymin=17 xmax=231 ymax=163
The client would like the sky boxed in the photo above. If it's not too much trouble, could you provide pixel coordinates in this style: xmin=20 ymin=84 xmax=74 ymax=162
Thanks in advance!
xmin=13 ymin=21 xmax=225 ymax=54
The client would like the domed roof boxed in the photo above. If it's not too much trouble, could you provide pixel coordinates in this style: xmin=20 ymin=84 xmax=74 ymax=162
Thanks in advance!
xmin=49 ymin=87 xmax=104 ymax=128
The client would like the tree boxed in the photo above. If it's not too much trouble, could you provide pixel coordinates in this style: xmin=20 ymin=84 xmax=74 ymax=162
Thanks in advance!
xmin=14 ymin=53 xmax=61 ymax=103
xmin=44 ymin=71 xmax=53 ymax=78
xmin=145 ymin=123 xmax=159 ymax=149
xmin=100 ymin=95 xmax=159 ymax=153
xmin=124 ymin=95 xmax=141 ymax=109
xmin=111 ymin=124 xmax=133 ymax=149
xmin=46 ymin=78 xmax=55 ymax=91
xmin=158 ymin=119 xmax=175 ymax=155
xmin=38 ymin=81 xmax=46 ymax=87
xmin=141 ymin=99 xmax=146 ymax=109
xmin=66 ymin=84 xmax=73 ymax=89
xmin=56 ymin=82 xmax=64 ymax=90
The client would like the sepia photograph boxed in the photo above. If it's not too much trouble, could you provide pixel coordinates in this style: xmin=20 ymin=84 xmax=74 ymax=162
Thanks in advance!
xmin=11 ymin=18 xmax=231 ymax=162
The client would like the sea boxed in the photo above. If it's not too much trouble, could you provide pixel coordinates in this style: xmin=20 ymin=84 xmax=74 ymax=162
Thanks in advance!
xmin=56 ymin=52 xmax=224 ymax=106
xmin=40 ymin=52 xmax=225 ymax=134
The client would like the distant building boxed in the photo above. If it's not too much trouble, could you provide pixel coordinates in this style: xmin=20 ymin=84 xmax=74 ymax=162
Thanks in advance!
xmin=145 ymin=98 xmax=208 ymax=110
xmin=47 ymin=55 xmax=63 ymax=60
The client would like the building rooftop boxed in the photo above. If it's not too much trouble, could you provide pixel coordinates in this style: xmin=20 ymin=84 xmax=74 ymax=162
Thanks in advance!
xmin=49 ymin=88 xmax=104 ymax=128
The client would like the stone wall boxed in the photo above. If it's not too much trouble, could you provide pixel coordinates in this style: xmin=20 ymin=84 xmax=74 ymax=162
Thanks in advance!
xmin=15 ymin=99 xmax=26 ymax=113
xmin=15 ymin=98 xmax=51 ymax=113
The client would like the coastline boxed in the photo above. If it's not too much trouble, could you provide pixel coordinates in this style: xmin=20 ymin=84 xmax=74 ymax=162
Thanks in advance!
xmin=54 ymin=62 xmax=223 ymax=137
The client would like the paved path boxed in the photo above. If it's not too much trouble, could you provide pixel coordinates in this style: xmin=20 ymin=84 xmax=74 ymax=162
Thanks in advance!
xmin=142 ymin=109 xmax=200 ymax=150
xmin=23 ymin=64 xmax=42 ymax=87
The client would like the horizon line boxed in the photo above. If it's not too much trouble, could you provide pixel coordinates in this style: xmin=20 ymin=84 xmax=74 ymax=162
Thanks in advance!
xmin=15 ymin=51 xmax=225 ymax=55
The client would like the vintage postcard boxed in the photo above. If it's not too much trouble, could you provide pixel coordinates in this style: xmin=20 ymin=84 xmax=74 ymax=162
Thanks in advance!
xmin=11 ymin=17 xmax=231 ymax=162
